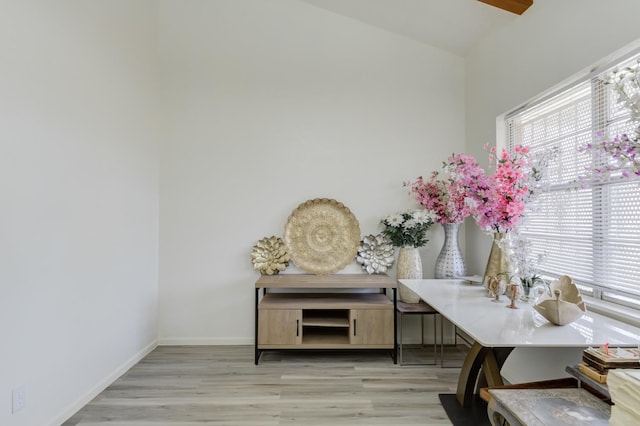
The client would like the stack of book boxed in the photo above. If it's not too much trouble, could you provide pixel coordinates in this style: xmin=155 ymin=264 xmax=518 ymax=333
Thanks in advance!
xmin=608 ymin=369 xmax=640 ymax=425
xmin=578 ymin=346 xmax=640 ymax=384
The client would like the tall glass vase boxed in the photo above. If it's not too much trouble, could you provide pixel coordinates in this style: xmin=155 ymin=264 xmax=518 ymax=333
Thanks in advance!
xmin=396 ymin=246 xmax=422 ymax=303
xmin=482 ymin=232 xmax=514 ymax=287
xmin=435 ymin=223 xmax=467 ymax=279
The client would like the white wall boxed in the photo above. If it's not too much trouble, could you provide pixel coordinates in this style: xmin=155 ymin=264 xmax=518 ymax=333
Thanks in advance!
xmin=0 ymin=2 xmax=159 ymax=425
xmin=11 ymin=0 xmax=630 ymax=421
xmin=465 ymin=0 xmax=640 ymax=383
xmin=157 ymin=0 xmax=465 ymax=343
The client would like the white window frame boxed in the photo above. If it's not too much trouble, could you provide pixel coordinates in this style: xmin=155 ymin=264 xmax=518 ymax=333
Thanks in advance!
xmin=498 ymin=41 xmax=640 ymax=326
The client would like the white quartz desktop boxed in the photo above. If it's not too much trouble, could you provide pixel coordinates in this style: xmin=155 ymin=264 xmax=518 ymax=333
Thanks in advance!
xmin=400 ymin=279 xmax=640 ymax=348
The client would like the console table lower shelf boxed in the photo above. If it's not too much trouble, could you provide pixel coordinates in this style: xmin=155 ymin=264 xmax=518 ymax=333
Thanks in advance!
xmin=255 ymin=293 xmax=395 ymax=363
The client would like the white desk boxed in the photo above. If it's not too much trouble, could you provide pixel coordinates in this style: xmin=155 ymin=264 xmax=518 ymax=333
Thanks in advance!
xmin=400 ymin=279 xmax=640 ymax=408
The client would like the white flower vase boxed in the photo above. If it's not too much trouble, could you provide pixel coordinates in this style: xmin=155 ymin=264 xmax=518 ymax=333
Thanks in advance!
xmin=434 ymin=223 xmax=467 ymax=279
xmin=396 ymin=246 xmax=422 ymax=303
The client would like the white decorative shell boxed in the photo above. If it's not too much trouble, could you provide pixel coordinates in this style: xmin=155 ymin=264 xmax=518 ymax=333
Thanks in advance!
xmin=356 ymin=234 xmax=395 ymax=274
xmin=251 ymin=236 xmax=290 ymax=275
xmin=533 ymin=275 xmax=586 ymax=325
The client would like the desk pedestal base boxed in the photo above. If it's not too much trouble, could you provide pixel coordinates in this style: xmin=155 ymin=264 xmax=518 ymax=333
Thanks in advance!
xmin=456 ymin=342 xmax=514 ymax=408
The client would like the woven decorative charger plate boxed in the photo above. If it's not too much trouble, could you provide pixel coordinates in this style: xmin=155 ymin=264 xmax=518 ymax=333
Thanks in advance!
xmin=284 ymin=198 xmax=361 ymax=275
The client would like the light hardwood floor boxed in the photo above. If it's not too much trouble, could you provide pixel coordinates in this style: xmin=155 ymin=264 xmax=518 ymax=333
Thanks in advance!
xmin=63 ymin=345 xmax=466 ymax=425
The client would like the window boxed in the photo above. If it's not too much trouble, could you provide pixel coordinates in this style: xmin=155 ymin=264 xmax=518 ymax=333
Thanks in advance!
xmin=505 ymin=51 xmax=640 ymax=310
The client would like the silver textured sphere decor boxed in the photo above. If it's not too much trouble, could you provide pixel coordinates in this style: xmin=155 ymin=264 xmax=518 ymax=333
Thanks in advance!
xmin=356 ymin=234 xmax=395 ymax=274
xmin=434 ymin=223 xmax=467 ymax=279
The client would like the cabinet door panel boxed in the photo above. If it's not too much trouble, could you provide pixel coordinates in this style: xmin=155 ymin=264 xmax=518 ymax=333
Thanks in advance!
xmin=258 ymin=309 xmax=302 ymax=345
xmin=349 ymin=309 xmax=394 ymax=345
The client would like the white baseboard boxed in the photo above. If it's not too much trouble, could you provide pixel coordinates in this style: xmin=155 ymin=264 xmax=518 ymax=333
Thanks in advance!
xmin=49 ymin=340 xmax=157 ymax=426
xmin=158 ymin=337 xmax=253 ymax=345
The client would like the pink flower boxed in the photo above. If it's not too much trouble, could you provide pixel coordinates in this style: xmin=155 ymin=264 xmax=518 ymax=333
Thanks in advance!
xmin=451 ymin=145 xmax=534 ymax=233
xmin=406 ymin=172 xmax=469 ymax=224
xmin=579 ymin=130 xmax=640 ymax=181
xmin=407 ymin=144 xmax=542 ymax=233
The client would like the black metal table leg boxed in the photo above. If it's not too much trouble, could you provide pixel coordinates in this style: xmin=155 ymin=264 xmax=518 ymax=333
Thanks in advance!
xmin=393 ymin=287 xmax=398 ymax=364
xmin=255 ymin=287 xmax=260 ymax=365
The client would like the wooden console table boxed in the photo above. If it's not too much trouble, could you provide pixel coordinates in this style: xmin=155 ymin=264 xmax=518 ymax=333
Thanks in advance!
xmin=254 ymin=274 xmax=397 ymax=364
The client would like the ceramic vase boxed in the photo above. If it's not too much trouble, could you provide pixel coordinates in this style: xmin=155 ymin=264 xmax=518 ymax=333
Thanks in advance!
xmin=396 ymin=246 xmax=422 ymax=303
xmin=482 ymin=232 xmax=514 ymax=288
xmin=434 ymin=222 xmax=467 ymax=279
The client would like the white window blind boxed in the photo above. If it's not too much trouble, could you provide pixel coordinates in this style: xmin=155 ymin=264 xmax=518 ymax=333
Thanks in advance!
xmin=506 ymin=53 xmax=640 ymax=310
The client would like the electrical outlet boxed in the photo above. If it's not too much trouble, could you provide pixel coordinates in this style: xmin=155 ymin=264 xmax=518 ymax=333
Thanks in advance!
xmin=12 ymin=386 xmax=26 ymax=413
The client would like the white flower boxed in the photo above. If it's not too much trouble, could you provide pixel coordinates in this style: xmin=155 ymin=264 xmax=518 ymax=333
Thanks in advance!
xmin=381 ymin=209 xmax=435 ymax=247
xmin=464 ymin=197 xmax=478 ymax=209
xmin=385 ymin=214 xmax=404 ymax=227
xmin=402 ymin=218 xmax=417 ymax=229
xmin=621 ymin=72 xmax=635 ymax=84
xmin=412 ymin=209 xmax=434 ymax=224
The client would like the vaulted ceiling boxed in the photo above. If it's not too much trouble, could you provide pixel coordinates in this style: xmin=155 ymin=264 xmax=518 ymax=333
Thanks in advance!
xmin=298 ymin=0 xmax=534 ymax=57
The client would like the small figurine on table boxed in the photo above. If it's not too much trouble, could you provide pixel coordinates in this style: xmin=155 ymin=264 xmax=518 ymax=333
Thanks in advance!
xmin=487 ymin=275 xmax=506 ymax=302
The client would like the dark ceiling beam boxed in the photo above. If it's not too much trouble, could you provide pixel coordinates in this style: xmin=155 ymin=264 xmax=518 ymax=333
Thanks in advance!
xmin=477 ymin=0 xmax=533 ymax=15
